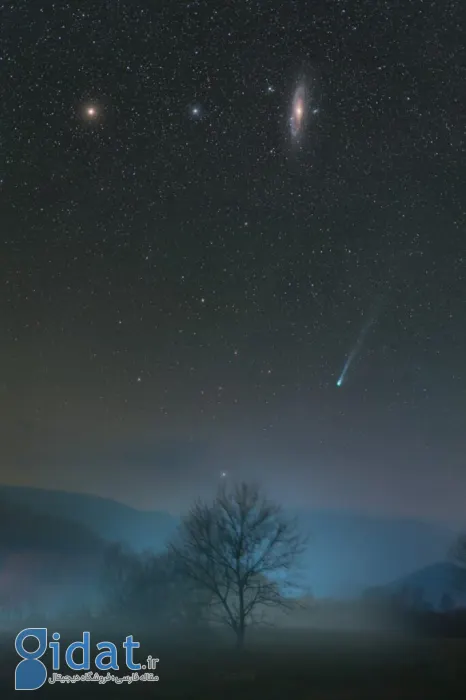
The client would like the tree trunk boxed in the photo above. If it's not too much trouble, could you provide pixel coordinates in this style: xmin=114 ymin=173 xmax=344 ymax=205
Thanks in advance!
xmin=236 ymin=587 xmax=245 ymax=650
xmin=235 ymin=623 xmax=245 ymax=650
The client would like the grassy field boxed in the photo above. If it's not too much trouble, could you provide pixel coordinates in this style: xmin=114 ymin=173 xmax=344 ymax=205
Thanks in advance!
xmin=1 ymin=628 xmax=466 ymax=698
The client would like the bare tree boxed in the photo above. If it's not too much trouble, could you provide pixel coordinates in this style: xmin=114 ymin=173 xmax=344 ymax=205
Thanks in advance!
xmin=169 ymin=482 xmax=308 ymax=649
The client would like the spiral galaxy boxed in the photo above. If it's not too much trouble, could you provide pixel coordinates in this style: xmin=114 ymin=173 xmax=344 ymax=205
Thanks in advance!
xmin=290 ymin=83 xmax=307 ymax=141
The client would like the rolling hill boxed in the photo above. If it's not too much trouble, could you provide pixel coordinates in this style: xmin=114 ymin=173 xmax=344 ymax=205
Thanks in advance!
xmin=383 ymin=561 xmax=466 ymax=610
xmin=0 ymin=496 xmax=106 ymax=616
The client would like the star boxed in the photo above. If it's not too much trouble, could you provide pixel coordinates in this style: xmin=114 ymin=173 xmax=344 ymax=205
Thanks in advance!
xmin=81 ymin=103 xmax=101 ymax=122
xmin=189 ymin=104 xmax=203 ymax=120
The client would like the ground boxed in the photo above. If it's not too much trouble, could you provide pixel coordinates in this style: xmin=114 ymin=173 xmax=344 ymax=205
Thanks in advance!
xmin=1 ymin=628 xmax=466 ymax=698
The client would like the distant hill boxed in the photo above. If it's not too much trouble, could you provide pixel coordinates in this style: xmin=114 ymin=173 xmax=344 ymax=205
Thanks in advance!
xmin=0 ymin=497 xmax=105 ymax=616
xmin=0 ymin=485 xmax=178 ymax=552
xmin=382 ymin=561 xmax=466 ymax=610
xmin=294 ymin=510 xmax=457 ymax=598
xmin=0 ymin=496 xmax=103 ymax=553
xmin=0 ymin=485 xmax=458 ymax=598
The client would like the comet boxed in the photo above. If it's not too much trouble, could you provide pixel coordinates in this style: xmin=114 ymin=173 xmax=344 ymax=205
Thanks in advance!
xmin=337 ymin=341 xmax=364 ymax=388
xmin=336 ymin=298 xmax=384 ymax=388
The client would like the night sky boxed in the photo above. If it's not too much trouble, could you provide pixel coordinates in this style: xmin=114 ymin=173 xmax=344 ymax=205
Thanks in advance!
xmin=1 ymin=1 xmax=465 ymax=521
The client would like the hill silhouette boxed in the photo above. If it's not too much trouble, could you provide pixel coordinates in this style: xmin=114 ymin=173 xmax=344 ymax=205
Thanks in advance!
xmin=0 ymin=497 xmax=105 ymax=616
xmin=383 ymin=561 xmax=466 ymax=610
xmin=0 ymin=485 xmax=177 ymax=552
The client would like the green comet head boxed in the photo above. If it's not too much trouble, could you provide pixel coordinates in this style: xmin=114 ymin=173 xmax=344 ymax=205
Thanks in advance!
xmin=336 ymin=377 xmax=343 ymax=387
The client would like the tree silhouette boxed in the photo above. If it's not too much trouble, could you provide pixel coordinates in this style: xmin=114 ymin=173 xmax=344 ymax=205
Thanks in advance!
xmin=440 ymin=592 xmax=454 ymax=613
xmin=450 ymin=533 xmax=466 ymax=594
xmin=169 ymin=482 xmax=308 ymax=649
xmin=452 ymin=534 xmax=466 ymax=568
xmin=101 ymin=543 xmax=209 ymax=629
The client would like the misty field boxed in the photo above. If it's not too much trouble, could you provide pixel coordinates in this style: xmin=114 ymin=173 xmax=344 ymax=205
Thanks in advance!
xmin=1 ymin=629 xmax=466 ymax=698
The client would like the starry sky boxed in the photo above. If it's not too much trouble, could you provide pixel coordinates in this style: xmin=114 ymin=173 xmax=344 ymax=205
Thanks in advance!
xmin=1 ymin=1 xmax=465 ymax=521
